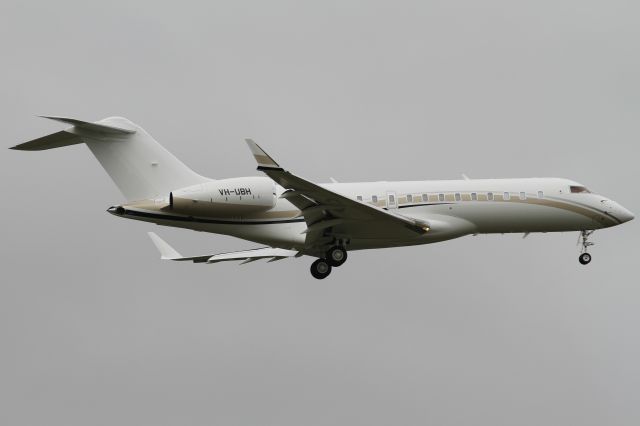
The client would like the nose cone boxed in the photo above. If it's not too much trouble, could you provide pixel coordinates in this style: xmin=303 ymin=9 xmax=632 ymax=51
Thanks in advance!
xmin=606 ymin=200 xmax=635 ymax=224
xmin=617 ymin=205 xmax=635 ymax=223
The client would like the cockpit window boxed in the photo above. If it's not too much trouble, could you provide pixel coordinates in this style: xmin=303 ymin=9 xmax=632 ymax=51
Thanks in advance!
xmin=570 ymin=186 xmax=590 ymax=194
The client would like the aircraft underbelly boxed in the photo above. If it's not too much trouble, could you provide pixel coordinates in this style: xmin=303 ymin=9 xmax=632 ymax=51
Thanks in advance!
xmin=402 ymin=203 xmax=601 ymax=234
xmin=117 ymin=210 xmax=308 ymax=248
xmin=459 ymin=203 xmax=600 ymax=232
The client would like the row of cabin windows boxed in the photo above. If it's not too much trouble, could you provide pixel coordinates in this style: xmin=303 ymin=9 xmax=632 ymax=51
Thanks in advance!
xmin=356 ymin=191 xmax=545 ymax=204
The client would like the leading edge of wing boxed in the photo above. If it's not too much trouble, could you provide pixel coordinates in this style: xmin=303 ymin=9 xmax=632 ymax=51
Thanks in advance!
xmin=242 ymin=139 xmax=429 ymax=235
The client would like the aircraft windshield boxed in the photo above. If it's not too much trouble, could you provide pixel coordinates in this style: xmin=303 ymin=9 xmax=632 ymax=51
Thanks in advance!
xmin=570 ymin=185 xmax=590 ymax=193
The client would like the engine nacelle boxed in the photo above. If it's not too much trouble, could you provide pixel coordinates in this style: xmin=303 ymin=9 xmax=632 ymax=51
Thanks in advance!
xmin=170 ymin=177 xmax=276 ymax=217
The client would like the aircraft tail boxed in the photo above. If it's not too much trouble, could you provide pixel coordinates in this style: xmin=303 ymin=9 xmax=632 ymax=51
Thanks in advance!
xmin=11 ymin=116 xmax=210 ymax=201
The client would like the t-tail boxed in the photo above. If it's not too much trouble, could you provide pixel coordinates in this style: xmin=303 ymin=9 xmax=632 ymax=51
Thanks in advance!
xmin=10 ymin=116 xmax=210 ymax=201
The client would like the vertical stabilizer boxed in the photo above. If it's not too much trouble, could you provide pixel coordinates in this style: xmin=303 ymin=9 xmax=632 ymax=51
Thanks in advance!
xmin=11 ymin=116 xmax=211 ymax=201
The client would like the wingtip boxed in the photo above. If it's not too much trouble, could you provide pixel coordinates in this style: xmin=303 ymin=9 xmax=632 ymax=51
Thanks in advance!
xmin=147 ymin=231 xmax=182 ymax=259
xmin=243 ymin=138 xmax=281 ymax=169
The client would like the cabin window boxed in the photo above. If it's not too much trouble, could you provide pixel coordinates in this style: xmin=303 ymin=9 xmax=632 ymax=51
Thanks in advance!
xmin=422 ymin=194 xmax=428 ymax=202
xmin=455 ymin=193 xmax=461 ymax=201
xmin=519 ymin=192 xmax=526 ymax=200
xmin=471 ymin=192 xmax=477 ymax=201
xmin=504 ymin=192 xmax=511 ymax=200
xmin=537 ymin=190 xmax=544 ymax=199
xmin=387 ymin=194 xmax=396 ymax=207
xmin=438 ymin=193 xmax=445 ymax=202
xmin=407 ymin=194 xmax=413 ymax=203
xmin=487 ymin=192 xmax=494 ymax=200
xmin=570 ymin=185 xmax=590 ymax=193
xmin=372 ymin=195 xmax=378 ymax=203
xmin=356 ymin=195 xmax=362 ymax=201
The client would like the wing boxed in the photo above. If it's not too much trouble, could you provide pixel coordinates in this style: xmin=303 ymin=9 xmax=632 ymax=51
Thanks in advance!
xmin=148 ymin=232 xmax=298 ymax=264
xmin=244 ymin=139 xmax=429 ymax=250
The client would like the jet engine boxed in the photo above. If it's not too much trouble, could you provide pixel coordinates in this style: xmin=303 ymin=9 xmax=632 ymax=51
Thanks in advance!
xmin=169 ymin=177 xmax=277 ymax=217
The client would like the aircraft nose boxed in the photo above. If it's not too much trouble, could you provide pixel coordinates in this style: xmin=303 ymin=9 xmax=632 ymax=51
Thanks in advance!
xmin=600 ymin=199 xmax=634 ymax=225
xmin=605 ymin=200 xmax=634 ymax=224
xmin=617 ymin=205 xmax=634 ymax=223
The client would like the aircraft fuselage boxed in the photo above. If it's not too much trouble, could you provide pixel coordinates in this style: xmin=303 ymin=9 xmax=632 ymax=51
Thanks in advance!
xmin=109 ymin=177 xmax=633 ymax=251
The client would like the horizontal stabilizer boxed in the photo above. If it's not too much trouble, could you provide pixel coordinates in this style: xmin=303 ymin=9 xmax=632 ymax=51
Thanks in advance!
xmin=10 ymin=130 xmax=83 ymax=151
xmin=40 ymin=116 xmax=136 ymax=134
xmin=10 ymin=116 xmax=136 ymax=151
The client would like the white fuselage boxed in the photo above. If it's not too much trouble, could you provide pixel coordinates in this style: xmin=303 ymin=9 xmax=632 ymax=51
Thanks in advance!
xmin=112 ymin=177 xmax=634 ymax=252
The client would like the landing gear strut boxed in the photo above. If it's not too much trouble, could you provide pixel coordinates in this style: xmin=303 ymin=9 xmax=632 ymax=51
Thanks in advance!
xmin=310 ymin=258 xmax=332 ymax=279
xmin=578 ymin=230 xmax=594 ymax=265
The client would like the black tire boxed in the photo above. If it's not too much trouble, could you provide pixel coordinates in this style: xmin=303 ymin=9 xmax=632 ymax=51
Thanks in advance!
xmin=310 ymin=259 xmax=332 ymax=279
xmin=326 ymin=246 xmax=347 ymax=267
xmin=579 ymin=253 xmax=592 ymax=265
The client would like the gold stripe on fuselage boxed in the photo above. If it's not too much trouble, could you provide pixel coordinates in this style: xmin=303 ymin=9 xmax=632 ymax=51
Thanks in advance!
xmin=125 ymin=191 xmax=615 ymax=228
xmin=389 ymin=193 xmax=615 ymax=227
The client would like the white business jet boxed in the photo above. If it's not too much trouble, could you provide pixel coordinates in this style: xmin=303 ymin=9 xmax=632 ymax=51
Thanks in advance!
xmin=11 ymin=116 xmax=634 ymax=279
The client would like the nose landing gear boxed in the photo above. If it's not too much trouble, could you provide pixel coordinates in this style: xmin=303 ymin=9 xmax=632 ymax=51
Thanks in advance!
xmin=579 ymin=252 xmax=592 ymax=265
xmin=578 ymin=230 xmax=595 ymax=265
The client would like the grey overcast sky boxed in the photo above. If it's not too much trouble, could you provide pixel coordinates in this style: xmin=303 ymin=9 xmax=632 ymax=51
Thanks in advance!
xmin=1 ymin=0 xmax=639 ymax=425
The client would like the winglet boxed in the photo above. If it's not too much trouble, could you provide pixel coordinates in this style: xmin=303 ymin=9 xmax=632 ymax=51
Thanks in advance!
xmin=148 ymin=232 xmax=183 ymax=260
xmin=244 ymin=139 xmax=282 ymax=170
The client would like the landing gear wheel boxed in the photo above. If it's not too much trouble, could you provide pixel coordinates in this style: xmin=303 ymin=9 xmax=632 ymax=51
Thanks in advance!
xmin=579 ymin=253 xmax=592 ymax=265
xmin=310 ymin=259 xmax=332 ymax=279
xmin=326 ymin=246 xmax=347 ymax=267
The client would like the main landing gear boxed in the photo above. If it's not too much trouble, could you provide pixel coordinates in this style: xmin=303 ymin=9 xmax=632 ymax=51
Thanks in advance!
xmin=326 ymin=246 xmax=347 ymax=267
xmin=309 ymin=245 xmax=348 ymax=279
xmin=578 ymin=230 xmax=595 ymax=265
xmin=310 ymin=258 xmax=332 ymax=279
